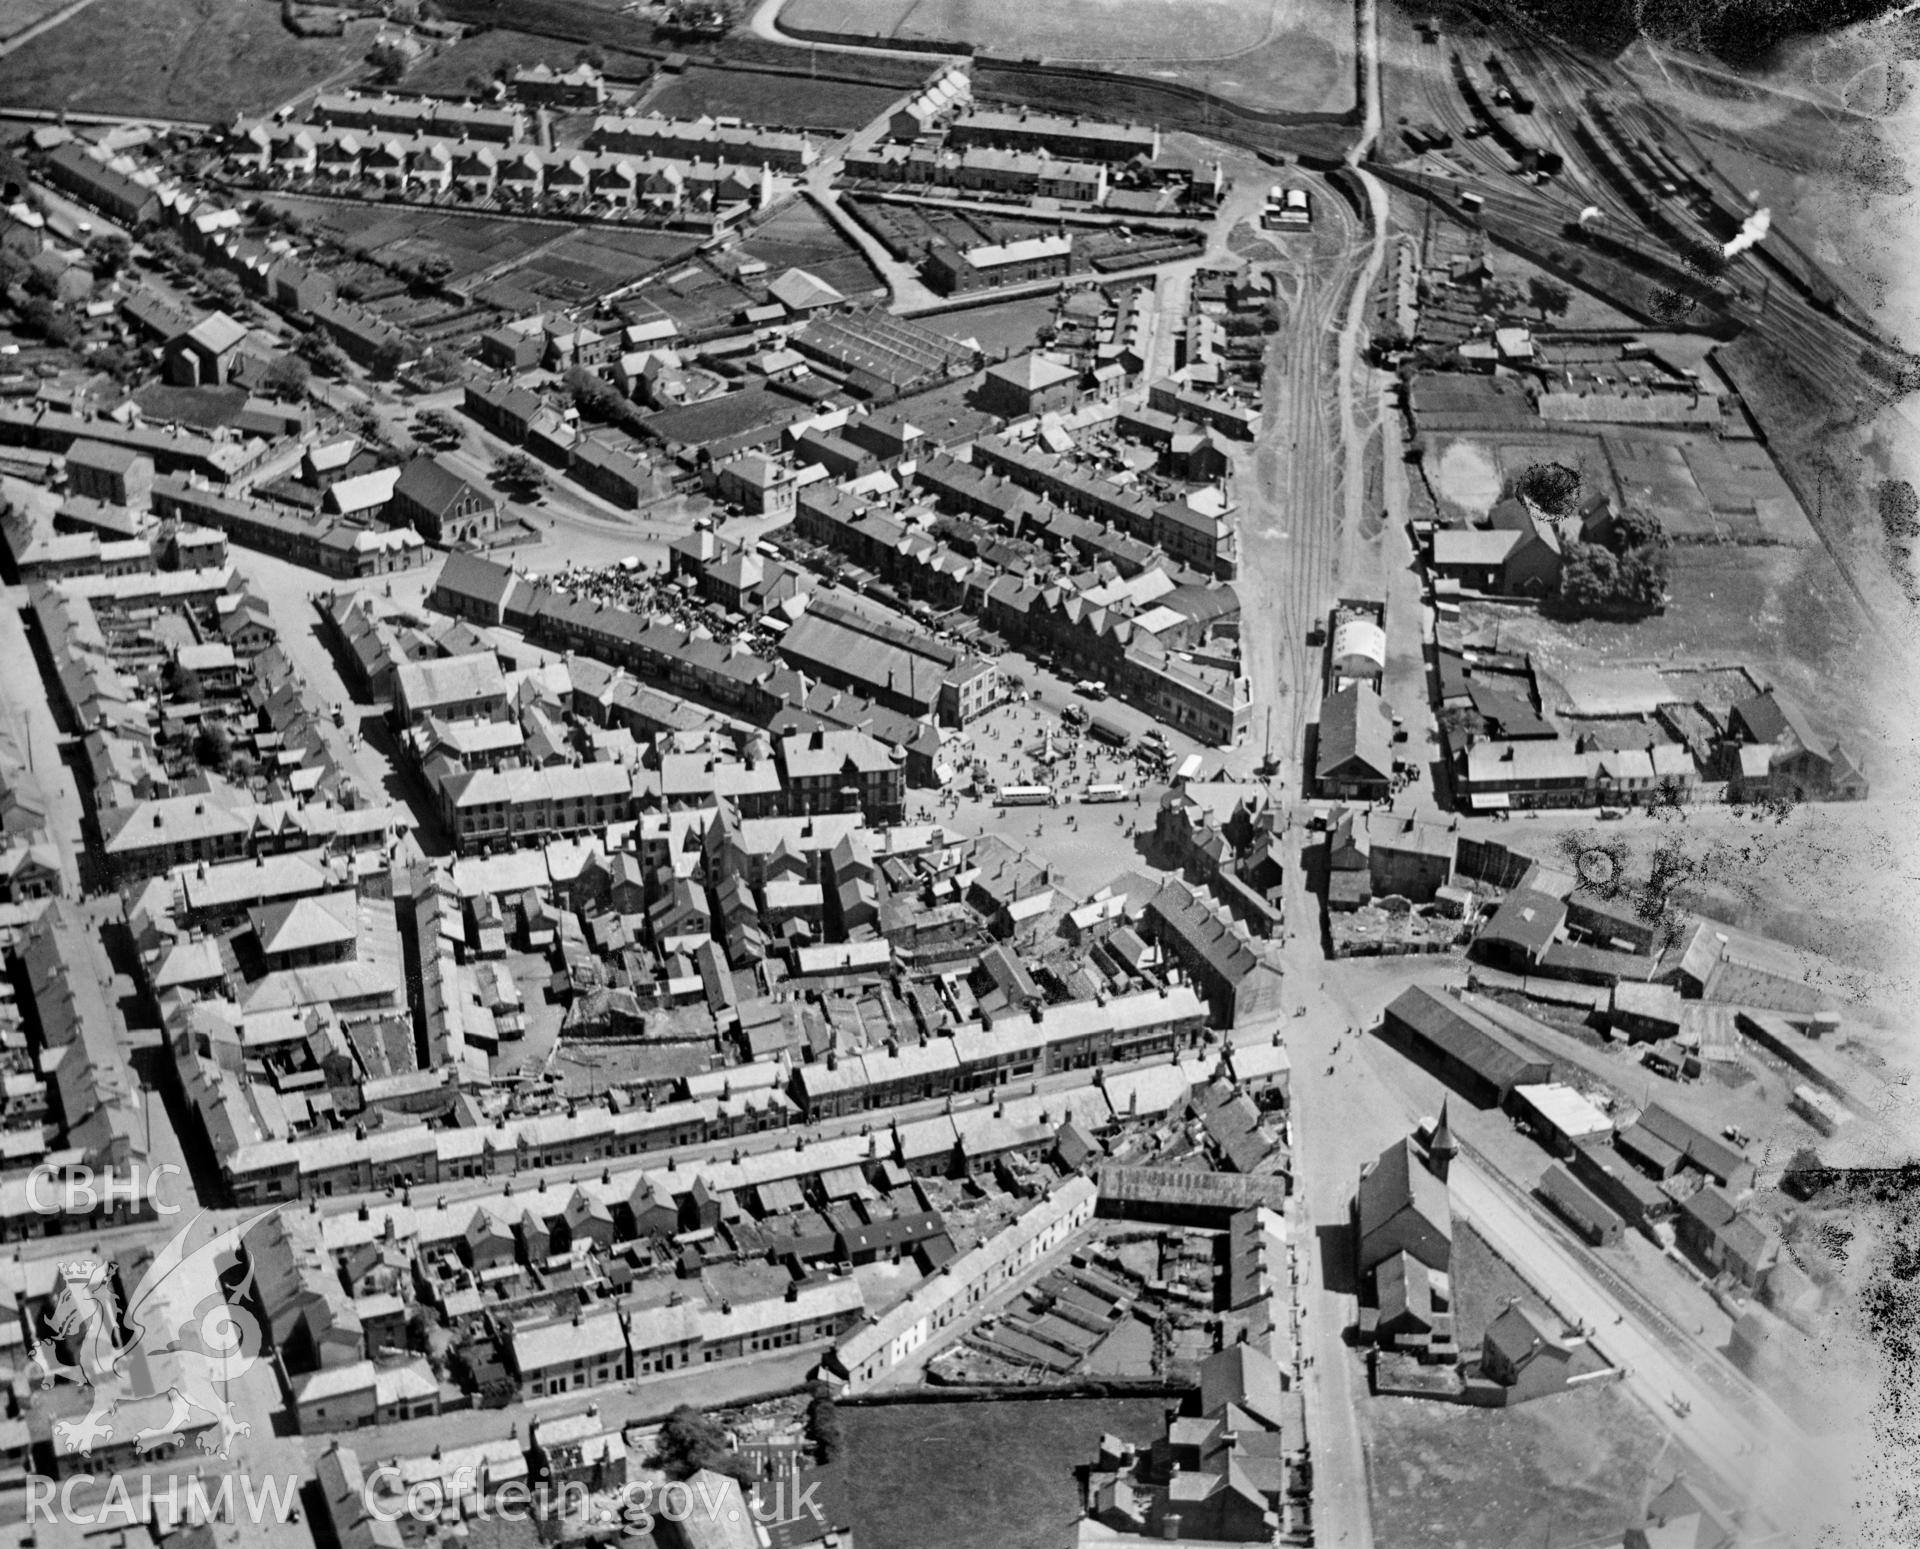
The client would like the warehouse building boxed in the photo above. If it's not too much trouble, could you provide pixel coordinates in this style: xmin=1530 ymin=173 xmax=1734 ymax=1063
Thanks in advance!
xmin=1378 ymin=985 xmax=1550 ymax=1107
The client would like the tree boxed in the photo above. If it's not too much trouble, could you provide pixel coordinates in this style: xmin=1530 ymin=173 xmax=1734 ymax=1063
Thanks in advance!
xmin=1609 ymin=503 xmax=1666 ymax=552
xmin=492 ymin=451 xmax=546 ymax=497
xmin=413 ymin=347 xmax=462 ymax=386
xmin=19 ymin=298 xmax=78 ymax=349
xmin=411 ymin=254 xmax=454 ymax=288
xmin=203 ymin=269 xmax=244 ymax=310
xmin=1879 ymin=479 xmax=1920 ymax=544
xmin=348 ymin=403 xmax=387 ymax=444
xmin=168 ymin=659 xmax=204 ymax=700
xmin=192 ymin=721 xmax=231 ymax=771
xmin=803 ymin=1382 xmax=843 ymax=1464
xmin=1782 ymin=1146 xmax=1831 ymax=1199
xmin=90 ymin=234 xmax=132 ymax=280
xmin=655 ymin=1406 xmax=755 ymax=1484
xmin=1527 ymin=276 xmax=1572 ymax=321
xmin=416 ymin=408 xmax=463 ymax=448
xmin=1514 ymin=461 xmax=1581 ymax=516
xmin=1557 ymin=542 xmax=1620 ymax=611
xmin=369 ymin=338 xmax=406 ymax=379
xmin=145 ymin=228 xmax=189 ymax=273
xmin=565 ymin=365 xmax=620 ymax=418
xmin=261 ymin=354 xmax=311 ymax=400
xmin=368 ymin=41 xmax=410 ymax=86
xmin=88 ymin=343 xmax=146 ymax=384
xmin=297 ymin=331 xmax=351 ymax=377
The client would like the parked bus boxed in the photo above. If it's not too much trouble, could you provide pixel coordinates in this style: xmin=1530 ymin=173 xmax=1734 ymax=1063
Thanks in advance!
xmin=1082 ymin=783 xmax=1129 ymax=804
xmin=1088 ymin=715 xmax=1131 ymax=746
xmin=996 ymin=784 xmax=1055 ymax=807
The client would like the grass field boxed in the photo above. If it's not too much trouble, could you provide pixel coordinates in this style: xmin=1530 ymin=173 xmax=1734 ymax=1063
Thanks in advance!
xmin=0 ymin=0 xmax=74 ymax=41
xmin=1115 ymin=20 xmax=1351 ymax=114
xmin=509 ymin=225 xmax=700 ymax=299
xmin=645 ymin=64 xmax=901 ymax=130
xmin=735 ymin=200 xmax=881 ymax=301
xmin=922 ymin=294 xmax=1055 ymax=354
xmin=840 ymin=1397 xmax=1171 ymax=1549
xmin=264 ymin=198 xmax=554 ymax=277
xmin=262 ymin=196 xmax=695 ymax=296
xmin=1469 ymin=545 xmax=1882 ymax=768
xmin=1359 ymin=1378 xmax=1666 ymax=1549
xmin=790 ymin=0 xmax=1269 ymax=60
xmin=0 ymin=0 xmax=369 ymax=118
xmin=402 ymin=28 xmax=652 ymax=95
xmin=783 ymin=0 xmax=1353 ymax=112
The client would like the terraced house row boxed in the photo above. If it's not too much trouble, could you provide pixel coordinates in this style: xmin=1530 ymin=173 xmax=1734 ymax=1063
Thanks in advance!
xmin=214 ymin=984 xmax=1209 ymax=1204
xmin=226 ymin=121 xmax=776 ymax=213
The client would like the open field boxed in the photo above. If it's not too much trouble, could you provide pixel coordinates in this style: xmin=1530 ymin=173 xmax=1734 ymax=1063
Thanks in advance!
xmin=783 ymin=0 xmax=1353 ymax=113
xmin=506 ymin=225 xmax=701 ymax=299
xmin=1359 ymin=1377 xmax=1666 ymax=1549
xmin=0 ymin=0 xmax=74 ymax=41
xmin=735 ymin=199 xmax=882 ymax=300
xmin=922 ymin=294 xmax=1056 ymax=354
xmin=646 ymin=64 xmax=901 ymax=130
xmin=840 ymin=1397 xmax=1171 ymax=1549
xmin=0 ymin=0 xmax=369 ymax=118
xmin=402 ymin=27 xmax=653 ymax=94
xmin=261 ymin=196 xmax=696 ymax=297
xmin=263 ymin=197 xmax=556 ymax=279
xmin=1118 ymin=22 xmax=1351 ymax=115
xmin=1465 ymin=545 xmax=1883 ymax=766
xmin=792 ymin=0 xmax=1270 ymax=59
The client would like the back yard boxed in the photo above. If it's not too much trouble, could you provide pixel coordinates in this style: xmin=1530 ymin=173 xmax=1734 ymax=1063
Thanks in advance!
xmin=840 ymin=1397 xmax=1171 ymax=1549
xmin=1359 ymin=1378 xmax=1669 ymax=1549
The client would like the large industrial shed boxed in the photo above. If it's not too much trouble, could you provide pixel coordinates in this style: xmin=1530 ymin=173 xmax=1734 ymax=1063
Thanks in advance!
xmin=1379 ymin=985 xmax=1551 ymax=1107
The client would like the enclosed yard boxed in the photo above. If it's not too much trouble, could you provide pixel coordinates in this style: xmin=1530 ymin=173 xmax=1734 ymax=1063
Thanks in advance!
xmin=1463 ymin=545 xmax=1883 ymax=771
xmin=402 ymin=27 xmax=652 ymax=95
xmin=735 ymin=200 xmax=882 ymax=301
xmin=840 ymin=1397 xmax=1172 ymax=1549
xmin=922 ymin=294 xmax=1056 ymax=355
xmin=1359 ymin=1378 xmax=1667 ymax=1549
xmin=646 ymin=65 xmax=901 ymax=131
xmin=0 ymin=0 xmax=372 ymax=118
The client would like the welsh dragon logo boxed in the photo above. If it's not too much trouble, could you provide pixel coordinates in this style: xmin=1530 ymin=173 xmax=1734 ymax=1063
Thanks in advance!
xmin=28 ymin=1209 xmax=279 ymax=1460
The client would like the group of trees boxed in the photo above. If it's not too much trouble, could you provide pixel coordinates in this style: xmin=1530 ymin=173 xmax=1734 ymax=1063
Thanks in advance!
xmin=414 ymin=408 xmax=464 ymax=450
xmin=563 ymin=365 xmax=650 ymax=436
xmin=296 ymin=330 xmax=352 ymax=378
xmin=367 ymin=41 xmax=411 ymax=86
xmin=655 ymin=1406 xmax=756 ymax=1485
xmin=1879 ymin=479 xmax=1918 ymax=549
xmin=1559 ymin=504 xmax=1670 ymax=613
xmin=492 ymin=451 xmax=548 ymax=499
xmin=804 ymin=1382 xmax=844 ymax=1464
xmin=261 ymin=354 xmax=312 ymax=400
